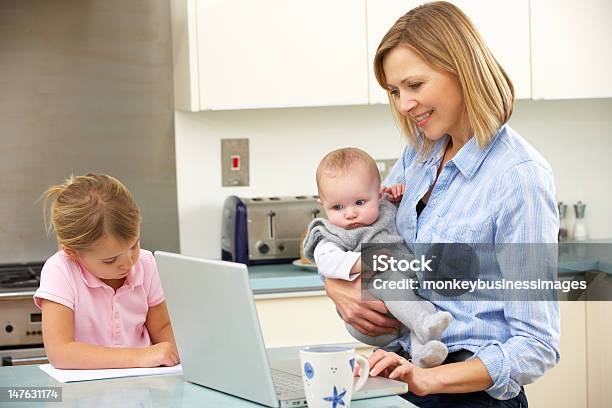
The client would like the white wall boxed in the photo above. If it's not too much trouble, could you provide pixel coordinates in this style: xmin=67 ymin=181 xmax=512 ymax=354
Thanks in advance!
xmin=175 ymin=99 xmax=612 ymax=258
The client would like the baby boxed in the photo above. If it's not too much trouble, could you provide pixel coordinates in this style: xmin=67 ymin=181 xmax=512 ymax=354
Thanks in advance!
xmin=303 ymin=147 xmax=452 ymax=368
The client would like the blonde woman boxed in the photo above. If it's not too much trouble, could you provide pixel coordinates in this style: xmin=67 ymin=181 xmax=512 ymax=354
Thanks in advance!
xmin=323 ymin=2 xmax=559 ymax=406
xmin=35 ymin=173 xmax=179 ymax=369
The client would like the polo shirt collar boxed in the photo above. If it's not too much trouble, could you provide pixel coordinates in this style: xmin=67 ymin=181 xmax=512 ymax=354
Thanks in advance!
xmin=77 ymin=262 xmax=104 ymax=288
xmin=77 ymin=261 xmax=143 ymax=289
xmin=125 ymin=263 xmax=144 ymax=289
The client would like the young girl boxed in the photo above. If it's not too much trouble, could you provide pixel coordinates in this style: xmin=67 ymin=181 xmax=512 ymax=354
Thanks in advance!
xmin=34 ymin=173 xmax=179 ymax=369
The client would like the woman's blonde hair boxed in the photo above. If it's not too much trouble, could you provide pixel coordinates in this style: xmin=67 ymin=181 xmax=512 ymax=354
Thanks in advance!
xmin=373 ymin=1 xmax=514 ymax=155
xmin=43 ymin=173 xmax=141 ymax=251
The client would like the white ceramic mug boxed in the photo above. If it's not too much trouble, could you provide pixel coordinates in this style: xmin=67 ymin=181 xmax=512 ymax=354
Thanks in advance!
xmin=299 ymin=346 xmax=369 ymax=408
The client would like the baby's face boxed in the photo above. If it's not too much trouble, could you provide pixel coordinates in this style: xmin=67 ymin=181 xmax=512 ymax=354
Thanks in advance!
xmin=319 ymin=165 xmax=381 ymax=230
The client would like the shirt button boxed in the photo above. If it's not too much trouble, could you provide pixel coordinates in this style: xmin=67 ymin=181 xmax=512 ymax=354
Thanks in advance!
xmin=114 ymin=312 xmax=119 ymax=319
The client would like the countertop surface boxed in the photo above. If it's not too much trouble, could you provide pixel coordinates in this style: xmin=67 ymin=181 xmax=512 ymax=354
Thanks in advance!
xmin=249 ymin=263 xmax=322 ymax=295
xmin=0 ymin=364 xmax=416 ymax=408
xmin=249 ymin=240 xmax=612 ymax=295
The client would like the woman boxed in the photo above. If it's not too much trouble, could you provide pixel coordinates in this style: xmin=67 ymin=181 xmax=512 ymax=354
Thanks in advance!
xmin=324 ymin=2 xmax=559 ymax=406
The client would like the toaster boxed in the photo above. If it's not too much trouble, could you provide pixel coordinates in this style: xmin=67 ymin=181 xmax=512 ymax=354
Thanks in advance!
xmin=221 ymin=195 xmax=324 ymax=265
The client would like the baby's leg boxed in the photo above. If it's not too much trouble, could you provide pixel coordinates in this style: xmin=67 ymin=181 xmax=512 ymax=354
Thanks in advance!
xmin=409 ymin=331 xmax=448 ymax=368
xmin=385 ymin=298 xmax=452 ymax=344
xmin=366 ymin=269 xmax=452 ymax=344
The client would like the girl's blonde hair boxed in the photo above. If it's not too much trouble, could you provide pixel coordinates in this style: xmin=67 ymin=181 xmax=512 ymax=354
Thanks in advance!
xmin=373 ymin=1 xmax=514 ymax=155
xmin=43 ymin=173 xmax=141 ymax=251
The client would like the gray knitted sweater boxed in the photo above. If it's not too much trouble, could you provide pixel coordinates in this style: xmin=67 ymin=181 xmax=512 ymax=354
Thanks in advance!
xmin=303 ymin=199 xmax=404 ymax=261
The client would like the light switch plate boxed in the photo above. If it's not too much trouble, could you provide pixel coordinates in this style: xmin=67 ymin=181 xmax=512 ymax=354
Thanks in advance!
xmin=375 ymin=158 xmax=398 ymax=183
xmin=221 ymin=138 xmax=249 ymax=187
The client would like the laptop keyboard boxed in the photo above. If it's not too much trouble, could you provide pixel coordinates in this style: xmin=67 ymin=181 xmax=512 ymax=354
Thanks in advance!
xmin=271 ymin=369 xmax=304 ymax=396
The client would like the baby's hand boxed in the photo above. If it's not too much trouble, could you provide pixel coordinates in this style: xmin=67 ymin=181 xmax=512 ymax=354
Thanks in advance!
xmin=140 ymin=342 xmax=180 ymax=367
xmin=382 ymin=183 xmax=405 ymax=203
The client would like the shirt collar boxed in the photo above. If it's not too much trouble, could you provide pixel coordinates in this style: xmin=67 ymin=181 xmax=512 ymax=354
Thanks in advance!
xmin=76 ymin=259 xmax=143 ymax=290
xmin=419 ymin=136 xmax=448 ymax=166
xmin=125 ymin=262 xmax=144 ymax=289
xmin=448 ymin=125 xmax=506 ymax=179
xmin=77 ymin=262 xmax=104 ymax=288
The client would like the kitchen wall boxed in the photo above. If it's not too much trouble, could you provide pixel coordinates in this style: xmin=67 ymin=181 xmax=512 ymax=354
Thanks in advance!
xmin=0 ymin=0 xmax=180 ymax=263
xmin=175 ymin=98 xmax=612 ymax=258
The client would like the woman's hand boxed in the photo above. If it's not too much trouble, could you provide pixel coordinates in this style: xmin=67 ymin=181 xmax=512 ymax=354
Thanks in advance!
xmin=324 ymin=276 xmax=400 ymax=337
xmin=369 ymin=349 xmax=436 ymax=396
xmin=140 ymin=342 xmax=180 ymax=367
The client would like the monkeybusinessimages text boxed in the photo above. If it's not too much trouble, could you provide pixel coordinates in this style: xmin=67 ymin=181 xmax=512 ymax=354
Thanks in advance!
xmin=370 ymin=254 xmax=587 ymax=294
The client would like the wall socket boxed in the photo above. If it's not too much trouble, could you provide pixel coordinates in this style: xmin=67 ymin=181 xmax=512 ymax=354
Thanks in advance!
xmin=221 ymin=138 xmax=249 ymax=187
xmin=375 ymin=159 xmax=398 ymax=183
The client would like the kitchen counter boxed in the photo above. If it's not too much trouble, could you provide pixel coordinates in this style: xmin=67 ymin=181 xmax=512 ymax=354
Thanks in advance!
xmin=0 ymin=364 xmax=416 ymax=407
xmin=249 ymin=240 xmax=612 ymax=295
xmin=558 ymin=239 xmax=612 ymax=274
xmin=249 ymin=263 xmax=322 ymax=295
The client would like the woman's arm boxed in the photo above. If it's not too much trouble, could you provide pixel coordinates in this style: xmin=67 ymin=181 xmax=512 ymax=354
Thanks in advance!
xmin=324 ymin=276 xmax=400 ymax=337
xmin=41 ymin=299 xmax=178 ymax=369
xmin=368 ymin=349 xmax=492 ymax=396
xmin=466 ymin=160 xmax=560 ymax=399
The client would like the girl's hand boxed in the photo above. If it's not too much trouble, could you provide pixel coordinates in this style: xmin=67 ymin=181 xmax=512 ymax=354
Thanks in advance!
xmin=368 ymin=349 xmax=436 ymax=396
xmin=382 ymin=184 xmax=406 ymax=203
xmin=140 ymin=342 xmax=180 ymax=367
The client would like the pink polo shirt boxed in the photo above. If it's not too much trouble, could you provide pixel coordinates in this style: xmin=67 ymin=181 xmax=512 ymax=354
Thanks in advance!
xmin=34 ymin=249 xmax=164 ymax=348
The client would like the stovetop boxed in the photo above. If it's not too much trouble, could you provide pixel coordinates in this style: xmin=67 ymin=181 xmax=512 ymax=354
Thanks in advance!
xmin=0 ymin=263 xmax=44 ymax=294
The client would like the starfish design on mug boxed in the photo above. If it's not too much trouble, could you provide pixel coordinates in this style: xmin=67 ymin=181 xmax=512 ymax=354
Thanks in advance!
xmin=323 ymin=386 xmax=347 ymax=408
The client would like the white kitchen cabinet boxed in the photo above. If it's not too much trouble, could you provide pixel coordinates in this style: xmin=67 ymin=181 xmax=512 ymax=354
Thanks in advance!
xmin=531 ymin=0 xmax=612 ymax=99
xmin=171 ymin=0 xmax=368 ymax=111
xmin=366 ymin=0 xmax=531 ymax=104
xmin=585 ymin=301 xmax=612 ymax=408
xmin=525 ymin=302 xmax=588 ymax=408
xmin=255 ymin=292 xmax=358 ymax=348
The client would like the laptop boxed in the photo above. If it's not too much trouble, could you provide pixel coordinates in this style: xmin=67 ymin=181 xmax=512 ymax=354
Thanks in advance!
xmin=155 ymin=251 xmax=408 ymax=407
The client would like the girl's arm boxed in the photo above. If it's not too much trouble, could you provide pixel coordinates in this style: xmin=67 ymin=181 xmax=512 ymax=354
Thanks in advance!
xmin=41 ymin=299 xmax=178 ymax=369
xmin=145 ymin=301 xmax=178 ymax=349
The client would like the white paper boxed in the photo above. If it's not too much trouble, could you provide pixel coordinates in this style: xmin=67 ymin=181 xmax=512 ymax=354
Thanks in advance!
xmin=39 ymin=363 xmax=183 ymax=383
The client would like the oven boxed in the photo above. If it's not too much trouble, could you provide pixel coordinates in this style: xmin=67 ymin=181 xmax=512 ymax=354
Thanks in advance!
xmin=0 ymin=263 xmax=48 ymax=366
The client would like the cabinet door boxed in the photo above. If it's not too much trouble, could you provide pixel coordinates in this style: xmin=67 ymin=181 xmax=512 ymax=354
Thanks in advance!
xmin=531 ymin=0 xmax=612 ymax=99
xmin=255 ymin=294 xmax=358 ymax=348
xmin=586 ymin=302 xmax=612 ymax=407
xmin=195 ymin=0 xmax=368 ymax=110
xmin=366 ymin=0 xmax=531 ymax=104
xmin=525 ymin=302 xmax=587 ymax=408
xmin=366 ymin=0 xmax=416 ymax=105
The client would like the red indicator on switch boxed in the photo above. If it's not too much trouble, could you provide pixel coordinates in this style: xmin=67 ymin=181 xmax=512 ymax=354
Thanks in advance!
xmin=231 ymin=155 xmax=240 ymax=170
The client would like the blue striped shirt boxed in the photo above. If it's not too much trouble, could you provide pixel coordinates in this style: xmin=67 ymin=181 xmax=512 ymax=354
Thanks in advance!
xmin=385 ymin=124 xmax=560 ymax=400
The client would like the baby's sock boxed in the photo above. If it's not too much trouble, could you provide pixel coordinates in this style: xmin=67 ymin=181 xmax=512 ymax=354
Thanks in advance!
xmin=421 ymin=311 xmax=453 ymax=341
xmin=412 ymin=339 xmax=448 ymax=368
